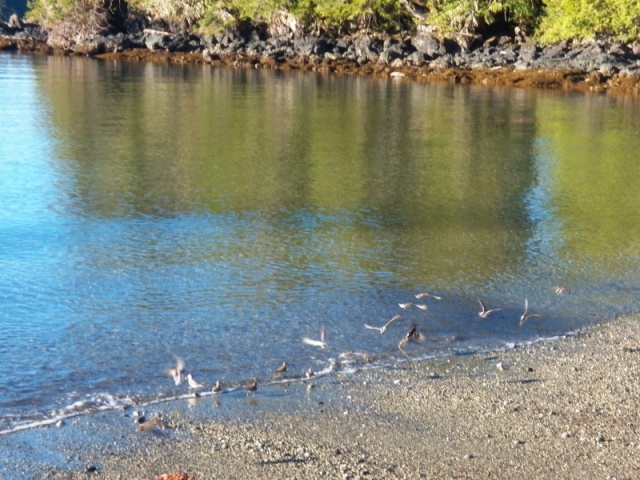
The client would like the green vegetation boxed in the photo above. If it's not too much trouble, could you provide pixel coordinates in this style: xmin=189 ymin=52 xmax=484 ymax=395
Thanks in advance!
xmin=23 ymin=0 xmax=640 ymax=42
xmin=539 ymin=0 xmax=640 ymax=41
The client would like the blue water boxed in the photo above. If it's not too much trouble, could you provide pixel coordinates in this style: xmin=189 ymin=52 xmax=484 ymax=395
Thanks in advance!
xmin=1 ymin=52 xmax=640 ymax=434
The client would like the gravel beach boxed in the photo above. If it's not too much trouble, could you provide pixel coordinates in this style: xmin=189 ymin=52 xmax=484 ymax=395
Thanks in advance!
xmin=10 ymin=314 xmax=635 ymax=479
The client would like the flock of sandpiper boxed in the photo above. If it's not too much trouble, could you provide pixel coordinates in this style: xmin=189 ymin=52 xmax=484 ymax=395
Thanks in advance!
xmin=160 ymin=285 xmax=570 ymax=399
xmin=135 ymin=285 xmax=571 ymax=431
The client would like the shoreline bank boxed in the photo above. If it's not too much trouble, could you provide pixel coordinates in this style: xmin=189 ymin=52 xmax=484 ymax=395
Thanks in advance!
xmin=2 ymin=22 xmax=640 ymax=96
xmin=3 ymin=313 xmax=637 ymax=479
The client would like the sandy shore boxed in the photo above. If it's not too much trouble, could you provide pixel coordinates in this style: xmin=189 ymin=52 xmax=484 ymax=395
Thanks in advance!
xmin=5 ymin=314 xmax=637 ymax=479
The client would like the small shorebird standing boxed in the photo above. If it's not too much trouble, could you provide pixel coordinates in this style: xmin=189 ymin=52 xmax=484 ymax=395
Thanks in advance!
xmin=246 ymin=378 xmax=258 ymax=395
xmin=275 ymin=362 xmax=288 ymax=374
xmin=399 ymin=302 xmax=428 ymax=311
xmin=187 ymin=374 xmax=204 ymax=391
xmin=415 ymin=292 xmax=442 ymax=301
xmin=364 ymin=314 xmax=402 ymax=334
xmin=212 ymin=380 xmax=222 ymax=394
xmin=305 ymin=368 xmax=315 ymax=379
xmin=165 ymin=357 xmax=185 ymax=386
xmin=477 ymin=299 xmax=502 ymax=318
xmin=519 ymin=298 xmax=542 ymax=326
xmin=302 ymin=325 xmax=328 ymax=349
xmin=136 ymin=417 xmax=162 ymax=433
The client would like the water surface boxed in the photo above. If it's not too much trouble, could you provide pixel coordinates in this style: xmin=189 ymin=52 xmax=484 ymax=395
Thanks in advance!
xmin=1 ymin=53 xmax=640 ymax=433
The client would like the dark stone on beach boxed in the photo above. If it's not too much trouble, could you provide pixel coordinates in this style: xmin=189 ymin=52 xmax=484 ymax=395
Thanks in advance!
xmin=412 ymin=33 xmax=446 ymax=58
xmin=430 ymin=54 xmax=455 ymax=69
xmin=519 ymin=43 xmax=538 ymax=62
xmin=294 ymin=35 xmax=330 ymax=56
xmin=353 ymin=33 xmax=382 ymax=62
xmin=145 ymin=32 xmax=169 ymax=51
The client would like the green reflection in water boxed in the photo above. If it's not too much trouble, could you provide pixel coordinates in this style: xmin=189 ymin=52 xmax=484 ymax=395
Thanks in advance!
xmin=535 ymin=93 xmax=640 ymax=264
xmin=35 ymin=57 xmax=640 ymax=291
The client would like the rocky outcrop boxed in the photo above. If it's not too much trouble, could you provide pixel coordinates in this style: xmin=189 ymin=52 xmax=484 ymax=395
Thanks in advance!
xmin=2 ymin=13 xmax=640 ymax=93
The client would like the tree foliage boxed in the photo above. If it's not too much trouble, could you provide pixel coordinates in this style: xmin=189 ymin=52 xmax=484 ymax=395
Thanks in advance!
xmin=420 ymin=0 xmax=541 ymax=35
xmin=538 ymin=0 xmax=640 ymax=41
xmin=22 ymin=0 xmax=640 ymax=41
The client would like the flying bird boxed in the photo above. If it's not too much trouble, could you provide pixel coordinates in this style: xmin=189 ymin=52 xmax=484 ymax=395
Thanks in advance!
xmin=398 ymin=324 xmax=426 ymax=356
xmin=415 ymin=292 xmax=442 ymax=300
xmin=165 ymin=357 xmax=185 ymax=386
xmin=477 ymin=299 xmax=502 ymax=318
xmin=552 ymin=286 xmax=570 ymax=295
xmin=398 ymin=303 xmax=428 ymax=311
xmin=364 ymin=314 xmax=402 ymax=334
xmin=302 ymin=325 xmax=328 ymax=349
xmin=519 ymin=298 xmax=542 ymax=326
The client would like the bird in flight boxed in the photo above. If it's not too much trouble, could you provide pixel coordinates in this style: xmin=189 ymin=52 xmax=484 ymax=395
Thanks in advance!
xmin=519 ymin=298 xmax=542 ymax=326
xmin=302 ymin=325 xmax=328 ymax=349
xmin=415 ymin=292 xmax=442 ymax=301
xmin=399 ymin=302 xmax=428 ymax=311
xmin=398 ymin=324 xmax=426 ymax=356
xmin=364 ymin=314 xmax=402 ymax=334
xmin=477 ymin=299 xmax=502 ymax=318
xmin=165 ymin=357 xmax=185 ymax=386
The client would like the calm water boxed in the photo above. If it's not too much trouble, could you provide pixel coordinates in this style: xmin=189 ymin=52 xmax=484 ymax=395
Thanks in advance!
xmin=1 ymin=53 xmax=640 ymax=433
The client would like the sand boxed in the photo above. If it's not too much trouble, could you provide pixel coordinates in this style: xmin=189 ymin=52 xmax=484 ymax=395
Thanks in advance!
xmin=6 ymin=314 xmax=639 ymax=479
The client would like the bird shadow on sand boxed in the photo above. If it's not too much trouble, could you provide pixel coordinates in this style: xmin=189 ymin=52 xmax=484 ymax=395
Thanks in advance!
xmin=259 ymin=458 xmax=308 ymax=466
xmin=506 ymin=378 xmax=542 ymax=385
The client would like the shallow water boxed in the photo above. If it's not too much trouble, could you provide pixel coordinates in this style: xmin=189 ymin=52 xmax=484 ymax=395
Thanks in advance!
xmin=1 ymin=53 xmax=640 ymax=434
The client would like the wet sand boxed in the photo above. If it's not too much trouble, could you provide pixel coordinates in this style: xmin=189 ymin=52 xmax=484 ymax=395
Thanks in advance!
xmin=13 ymin=313 xmax=637 ymax=479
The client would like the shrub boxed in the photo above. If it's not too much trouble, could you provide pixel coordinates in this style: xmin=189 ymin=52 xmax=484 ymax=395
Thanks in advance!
xmin=538 ymin=0 xmax=640 ymax=41
xmin=420 ymin=0 xmax=541 ymax=35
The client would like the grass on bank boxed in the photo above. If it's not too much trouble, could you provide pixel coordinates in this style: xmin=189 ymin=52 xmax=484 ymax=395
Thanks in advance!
xmin=20 ymin=0 xmax=640 ymax=42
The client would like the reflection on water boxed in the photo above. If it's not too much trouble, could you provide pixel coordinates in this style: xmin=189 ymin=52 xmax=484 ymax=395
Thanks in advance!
xmin=1 ymin=53 xmax=640 ymax=432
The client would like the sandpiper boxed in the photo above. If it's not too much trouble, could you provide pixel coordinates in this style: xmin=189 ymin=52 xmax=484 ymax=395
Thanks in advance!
xmin=364 ymin=314 xmax=401 ymax=334
xmin=398 ymin=302 xmax=428 ymax=311
xmin=212 ymin=380 xmax=222 ymax=394
xmin=246 ymin=378 xmax=258 ymax=395
xmin=187 ymin=373 xmax=204 ymax=390
xmin=136 ymin=417 xmax=162 ymax=433
xmin=302 ymin=325 xmax=328 ymax=349
xmin=165 ymin=357 xmax=185 ymax=386
xmin=519 ymin=298 xmax=542 ymax=326
xmin=398 ymin=324 xmax=426 ymax=353
xmin=477 ymin=298 xmax=502 ymax=318
xmin=306 ymin=368 xmax=315 ymax=379
xmin=275 ymin=362 xmax=288 ymax=374
xmin=415 ymin=292 xmax=442 ymax=300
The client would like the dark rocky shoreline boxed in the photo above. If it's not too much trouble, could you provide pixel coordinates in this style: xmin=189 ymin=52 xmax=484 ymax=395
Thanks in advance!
xmin=2 ymin=17 xmax=640 ymax=94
